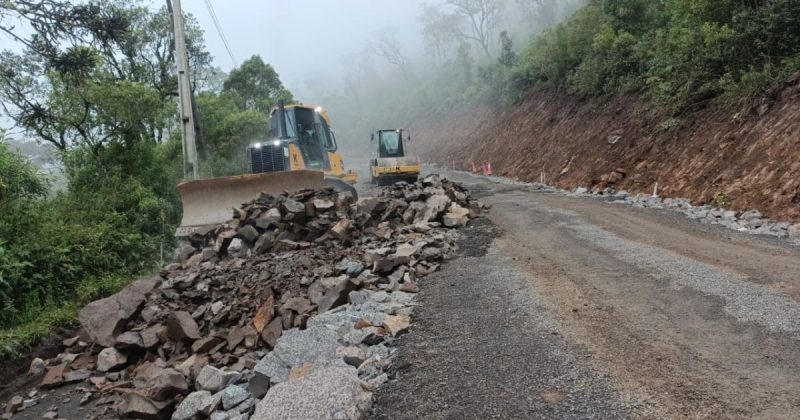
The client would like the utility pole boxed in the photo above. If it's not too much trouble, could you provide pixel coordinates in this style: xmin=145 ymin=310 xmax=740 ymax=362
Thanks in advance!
xmin=169 ymin=0 xmax=199 ymax=180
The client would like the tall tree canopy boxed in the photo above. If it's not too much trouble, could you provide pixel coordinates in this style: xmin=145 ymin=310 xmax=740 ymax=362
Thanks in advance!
xmin=222 ymin=55 xmax=294 ymax=115
xmin=0 ymin=0 xmax=211 ymax=152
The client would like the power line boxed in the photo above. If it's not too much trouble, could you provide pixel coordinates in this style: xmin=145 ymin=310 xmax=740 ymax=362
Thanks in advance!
xmin=202 ymin=0 xmax=237 ymax=67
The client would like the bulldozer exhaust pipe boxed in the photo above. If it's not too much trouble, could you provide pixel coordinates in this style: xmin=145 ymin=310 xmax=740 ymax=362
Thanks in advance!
xmin=277 ymin=100 xmax=289 ymax=140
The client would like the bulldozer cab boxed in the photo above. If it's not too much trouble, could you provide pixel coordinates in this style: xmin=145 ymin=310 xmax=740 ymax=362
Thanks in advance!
xmin=375 ymin=129 xmax=406 ymax=158
xmin=177 ymin=102 xmax=355 ymax=237
xmin=266 ymin=105 xmax=336 ymax=172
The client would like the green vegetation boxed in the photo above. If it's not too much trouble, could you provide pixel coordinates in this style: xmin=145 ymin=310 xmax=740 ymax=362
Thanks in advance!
xmin=199 ymin=55 xmax=295 ymax=177
xmin=0 ymin=2 xmax=292 ymax=355
xmin=507 ymin=0 xmax=800 ymax=111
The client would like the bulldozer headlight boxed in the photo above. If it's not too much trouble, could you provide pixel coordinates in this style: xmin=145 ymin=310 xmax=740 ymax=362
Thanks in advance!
xmin=273 ymin=140 xmax=282 ymax=147
xmin=315 ymin=106 xmax=323 ymax=113
xmin=253 ymin=142 xmax=262 ymax=149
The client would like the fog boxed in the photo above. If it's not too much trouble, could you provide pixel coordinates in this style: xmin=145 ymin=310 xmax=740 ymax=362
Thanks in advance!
xmin=1 ymin=0 xmax=587 ymax=149
xmin=181 ymin=0 xmax=439 ymax=101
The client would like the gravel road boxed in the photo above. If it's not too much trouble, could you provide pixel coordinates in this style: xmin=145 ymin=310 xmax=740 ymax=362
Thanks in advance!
xmin=369 ymin=169 xmax=800 ymax=419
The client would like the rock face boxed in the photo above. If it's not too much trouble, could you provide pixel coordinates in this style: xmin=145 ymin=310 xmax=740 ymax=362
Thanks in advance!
xmin=251 ymin=366 xmax=372 ymax=420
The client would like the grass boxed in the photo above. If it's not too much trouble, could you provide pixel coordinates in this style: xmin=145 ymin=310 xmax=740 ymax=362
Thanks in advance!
xmin=0 ymin=272 xmax=144 ymax=358
xmin=0 ymin=304 xmax=79 ymax=357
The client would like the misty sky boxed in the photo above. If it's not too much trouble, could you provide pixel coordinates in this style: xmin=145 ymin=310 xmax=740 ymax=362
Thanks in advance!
xmin=180 ymin=0 xmax=438 ymax=99
xmin=0 ymin=1 xmax=438 ymax=134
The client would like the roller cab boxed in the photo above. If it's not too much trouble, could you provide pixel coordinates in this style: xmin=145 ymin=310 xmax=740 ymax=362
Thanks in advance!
xmin=370 ymin=129 xmax=421 ymax=185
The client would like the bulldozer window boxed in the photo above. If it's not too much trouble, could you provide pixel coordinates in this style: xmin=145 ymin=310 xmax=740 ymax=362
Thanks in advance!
xmin=378 ymin=130 xmax=404 ymax=158
xmin=295 ymin=109 xmax=325 ymax=169
xmin=269 ymin=109 xmax=296 ymax=138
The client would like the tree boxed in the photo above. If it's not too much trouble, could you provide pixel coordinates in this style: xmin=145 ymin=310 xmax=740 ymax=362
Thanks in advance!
xmin=370 ymin=28 xmax=407 ymax=71
xmin=0 ymin=0 xmax=130 ymax=59
xmin=498 ymin=30 xmax=516 ymax=67
xmin=0 ymin=129 xmax=47 ymax=201
xmin=447 ymin=0 xmax=505 ymax=58
xmin=196 ymin=92 xmax=268 ymax=176
xmin=456 ymin=42 xmax=475 ymax=86
xmin=222 ymin=56 xmax=294 ymax=115
xmin=515 ymin=0 xmax=559 ymax=28
xmin=419 ymin=0 xmax=506 ymax=60
xmin=0 ymin=2 xmax=213 ymax=151
xmin=420 ymin=3 xmax=461 ymax=64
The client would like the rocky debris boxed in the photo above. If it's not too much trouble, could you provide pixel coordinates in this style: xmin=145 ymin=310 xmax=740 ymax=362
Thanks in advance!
xmin=195 ymin=365 xmax=239 ymax=393
xmin=336 ymin=346 xmax=367 ymax=368
xmin=165 ymin=311 xmax=201 ymax=341
xmin=608 ymin=194 xmax=800 ymax=241
xmin=526 ymin=179 xmax=800 ymax=245
xmin=97 ymin=347 xmax=127 ymax=372
xmin=251 ymin=366 xmax=372 ymax=420
xmin=146 ymin=368 xmax=189 ymax=401
xmin=29 ymin=358 xmax=46 ymax=376
xmin=4 ymin=396 xmax=23 ymax=415
xmin=24 ymin=175 xmax=483 ymax=419
xmin=119 ymin=393 xmax=173 ymax=419
xmin=171 ymin=390 xmax=212 ymax=420
xmin=78 ymin=277 xmax=158 ymax=347
xmin=383 ymin=314 xmax=411 ymax=337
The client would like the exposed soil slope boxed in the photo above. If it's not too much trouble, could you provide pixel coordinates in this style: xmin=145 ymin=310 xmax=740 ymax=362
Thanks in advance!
xmin=413 ymin=75 xmax=800 ymax=222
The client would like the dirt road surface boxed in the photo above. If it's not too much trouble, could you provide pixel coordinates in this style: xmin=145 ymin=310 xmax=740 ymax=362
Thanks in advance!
xmin=369 ymin=169 xmax=800 ymax=419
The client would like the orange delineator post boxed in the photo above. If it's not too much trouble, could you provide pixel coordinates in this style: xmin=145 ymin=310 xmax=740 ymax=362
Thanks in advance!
xmin=482 ymin=162 xmax=493 ymax=176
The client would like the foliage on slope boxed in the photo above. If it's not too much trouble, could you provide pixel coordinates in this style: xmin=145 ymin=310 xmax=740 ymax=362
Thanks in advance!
xmin=507 ymin=0 xmax=800 ymax=111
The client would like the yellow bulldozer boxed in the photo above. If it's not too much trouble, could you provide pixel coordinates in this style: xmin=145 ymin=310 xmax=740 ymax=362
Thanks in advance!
xmin=370 ymin=128 xmax=421 ymax=185
xmin=176 ymin=102 xmax=358 ymax=236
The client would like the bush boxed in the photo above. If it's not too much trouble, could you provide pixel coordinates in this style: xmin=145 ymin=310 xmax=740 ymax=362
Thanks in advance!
xmin=0 ymin=138 xmax=178 ymax=338
xmin=505 ymin=0 xmax=800 ymax=111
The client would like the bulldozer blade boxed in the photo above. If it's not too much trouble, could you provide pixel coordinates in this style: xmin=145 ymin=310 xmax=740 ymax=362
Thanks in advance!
xmin=324 ymin=176 xmax=358 ymax=200
xmin=176 ymin=170 xmax=324 ymax=237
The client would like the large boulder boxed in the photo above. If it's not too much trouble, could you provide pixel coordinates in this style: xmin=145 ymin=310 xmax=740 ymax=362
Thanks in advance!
xmin=166 ymin=311 xmax=201 ymax=341
xmin=118 ymin=393 xmax=172 ymax=419
xmin=253 ymin=325 xmax=342 ymax=384
xmin=78 ymin=277 xmax=158 ymax=347
xmin=416 ymin=194 xmax=451 ymax=223
xmin=171 ymin=390 xmax=211 ymax=420
xmin=308 ymin=276 xmax=355 ymax=313
xmin=145 ymin=368 xmax=188 ymax=401
xmin=97 ymin=347 xmax=128 ymax=372
xmin=251 ymin=366 xmax=371 ymax=420
xmin=443 ymin=202 xmax=470 ymax=227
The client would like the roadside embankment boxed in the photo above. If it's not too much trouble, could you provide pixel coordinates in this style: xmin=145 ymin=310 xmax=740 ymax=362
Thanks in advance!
xmin=413 ymin=76 xmax=800 ymax=223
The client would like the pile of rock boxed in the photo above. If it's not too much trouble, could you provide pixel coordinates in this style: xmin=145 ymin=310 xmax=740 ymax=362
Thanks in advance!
xmin=604 ymin=192 xmax=800 ymax=240
xmin=488 ymin=172 xmax=799 ymax=243
xmin=7 ymin=174 xmax=484 ymax=419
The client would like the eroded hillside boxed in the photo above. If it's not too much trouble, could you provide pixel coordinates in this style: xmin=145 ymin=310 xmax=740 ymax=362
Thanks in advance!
xmin=414 ymin=75 xmax=800 ymax=223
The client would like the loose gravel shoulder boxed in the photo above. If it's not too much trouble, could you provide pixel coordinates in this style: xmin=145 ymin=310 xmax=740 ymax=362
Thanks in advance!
xmin=425 ymin=170 xmax=800 ymax=418
xmin=369 ymin=218 xmax=649 ymax=419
